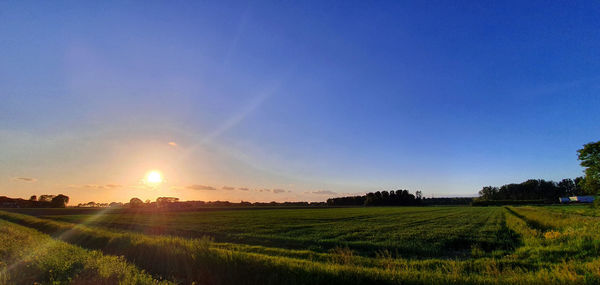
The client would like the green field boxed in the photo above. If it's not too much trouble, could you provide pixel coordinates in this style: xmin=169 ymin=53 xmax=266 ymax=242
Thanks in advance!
xmin=0 ymin=219 xmax=169 ymax=284
xmin=1 ymin=206 xmax=599 ymax=284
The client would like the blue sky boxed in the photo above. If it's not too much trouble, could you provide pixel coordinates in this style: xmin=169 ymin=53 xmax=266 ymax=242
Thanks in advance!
xmin=1 ymin=1 xmax=599 ymax=203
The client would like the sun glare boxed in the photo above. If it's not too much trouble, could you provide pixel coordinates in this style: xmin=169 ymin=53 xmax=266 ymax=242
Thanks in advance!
xmin=145 ymin=171 xmax=163 ymax=184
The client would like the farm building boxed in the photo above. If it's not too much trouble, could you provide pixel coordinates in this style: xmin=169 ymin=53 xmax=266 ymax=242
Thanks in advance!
xmin=559 ymin=196 xmax=596 ymax=204
xmin=574 ymin=196 xmax=595 ymax=203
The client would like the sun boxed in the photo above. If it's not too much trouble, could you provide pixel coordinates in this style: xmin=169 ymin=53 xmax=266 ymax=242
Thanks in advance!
xmin=145 ymin=171 xmax=163 ymax=184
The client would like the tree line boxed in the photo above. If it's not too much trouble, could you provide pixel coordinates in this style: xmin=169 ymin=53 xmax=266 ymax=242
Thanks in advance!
xmin=327 ymin=190 xmax=422 ymax=206
xmin=477 ymin=178 xmax=589 ymax=202
xmin=477 ymin=141 xmax=600 ymax=202
xmin=0 ymin=194 xmax=69 ymax=208
xmin=80 ymin=197 xmax=328 ymax=209
xmin=326 ymin=191 xmax=475 ymax=206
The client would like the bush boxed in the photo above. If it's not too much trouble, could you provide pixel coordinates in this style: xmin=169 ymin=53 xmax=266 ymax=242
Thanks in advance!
xmin=592 ymin=198 xmax=600 ymax=208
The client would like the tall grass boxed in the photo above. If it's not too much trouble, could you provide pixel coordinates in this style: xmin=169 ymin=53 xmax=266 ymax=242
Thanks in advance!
xmin=0 ymin=219 xmax=169 ymax=284
xmin=505 ymin=206 xmax=600 ymax=263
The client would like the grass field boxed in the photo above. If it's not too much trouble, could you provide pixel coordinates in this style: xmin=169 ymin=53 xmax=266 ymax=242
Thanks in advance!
xmin=15 ymin=207 xmax=512 ymax=257
xmin=0 ymin=219 xmax=169 ymax=284
xmin=1 ymin=206 xmax=599 ymax=284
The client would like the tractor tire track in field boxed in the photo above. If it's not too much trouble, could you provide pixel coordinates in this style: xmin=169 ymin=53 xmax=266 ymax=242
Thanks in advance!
xmin=437 ymin=208 xmax=521 ymax=255
xmin=504 ymin=207 xmax=553 ymax=232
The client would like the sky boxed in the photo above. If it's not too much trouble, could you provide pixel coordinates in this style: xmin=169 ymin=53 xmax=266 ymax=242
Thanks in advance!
xmin=1 ymin=1 xmax=599 ymax=204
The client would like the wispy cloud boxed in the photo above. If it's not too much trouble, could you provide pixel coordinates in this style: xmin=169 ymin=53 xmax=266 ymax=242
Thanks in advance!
xmin=84 ymin=184 xmax=106 ymax=189
xmin=68 ymin=184 xmax=123 ymax=189
xmin=273 ymin=189 xmax=286 ymax=194
xmin=168 ymin=142 xmax=177 ymax=147
xmin=222 ymin=186 xmax=235 ymax=190
xmin=238 ymin=187 xmax=249 ymax=191
xmin=187 ymin=184 xmax=217 ymax=191
xmin=12 ymin=177 xmax=37 ymax=182
xmin=306 ymin=190 xmax=337 ymax=195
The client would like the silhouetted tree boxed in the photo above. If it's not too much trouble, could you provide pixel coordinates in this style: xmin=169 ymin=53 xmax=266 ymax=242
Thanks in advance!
xmin=327 ymin=195 xmax=366 ymax=206
xmin=574 ymin=176 xmax=586 ymax=195
xmin=558 ymin=179 xmax=576 ymax=196
xmin=39 ymin=195 xmax=55 ymax=202
xmin=156 ymin=197 xmax=179 ymax=208
xmin=29 ymin=195 xmax=37 ymax=201
xmin=129 ymin=197 xmax=144 ymax=208
xmin=328 ymin=189 xmax=420 ymax=206
xmin=382 ymin=191 xmax=390 ymax=205
xmin=50 ymin=194 xmax=69 ymax=208
xmin=478 ymin=186 xmax=499 ymax=200
xmin=477 ymin=178 xmax=590 ymax=202
xmin=578 ymin=141 xmax=600 ymax=194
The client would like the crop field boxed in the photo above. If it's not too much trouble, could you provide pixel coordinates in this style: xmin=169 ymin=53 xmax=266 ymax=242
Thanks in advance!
xmin=0 ymin=219 xmax=169 ymax=284
xmin=1 ymin=206 xmax=600 ymax=284
xmin=12 ymin=207 xmax=511 ymax=257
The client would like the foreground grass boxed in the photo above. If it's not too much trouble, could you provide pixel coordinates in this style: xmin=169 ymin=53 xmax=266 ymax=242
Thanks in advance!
xmin=0 ymin=219 xmax=169 ymax=285
xmin=25 ymin=207 xmax=513 ymax=258
xmin=505 ymin=206 xmax=600 ymax=264
xmin=2 ymin=207 xmax=600 ymax=284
